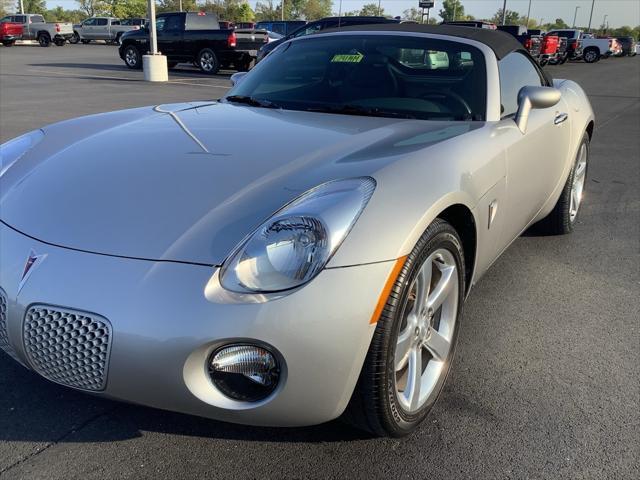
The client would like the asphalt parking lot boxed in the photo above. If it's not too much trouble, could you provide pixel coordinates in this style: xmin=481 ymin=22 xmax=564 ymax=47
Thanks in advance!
xmin=0 ymin=44 xmax=639 ymax=480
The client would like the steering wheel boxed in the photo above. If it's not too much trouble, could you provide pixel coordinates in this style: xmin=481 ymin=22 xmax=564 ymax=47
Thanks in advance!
xmin=421 ymin=90 xmax=473 ymax=118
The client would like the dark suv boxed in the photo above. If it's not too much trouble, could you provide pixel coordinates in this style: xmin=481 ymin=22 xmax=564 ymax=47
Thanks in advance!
xmin=256 ymin=16 xmax=399 ymax=63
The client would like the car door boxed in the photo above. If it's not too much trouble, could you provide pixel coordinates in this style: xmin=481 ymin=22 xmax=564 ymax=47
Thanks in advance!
xmin=80 ymin=18 xmax=97 ymax=39
xmin=13 ymin=15 xmax=29 ymax=39
xmin=157 ymin=14 xmax=183 ymax=58
xmin=497 ymin=51 xmax=571 ymax=244
xmin=94 ymin=18 xmax=109 ymax=40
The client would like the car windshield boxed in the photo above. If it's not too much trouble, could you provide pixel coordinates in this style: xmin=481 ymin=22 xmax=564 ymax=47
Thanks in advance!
xmin=224 ymin=35 xmax=487 ymax=121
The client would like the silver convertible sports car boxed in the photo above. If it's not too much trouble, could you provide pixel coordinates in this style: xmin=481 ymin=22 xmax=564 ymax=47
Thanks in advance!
xmin=0 ymin=25 xmax=593 ymax=437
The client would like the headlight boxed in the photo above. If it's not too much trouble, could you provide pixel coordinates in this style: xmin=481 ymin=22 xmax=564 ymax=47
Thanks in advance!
xmin=0 ymin=129 xmax=44 ymax=177
xmin=220 ymin=177 xmax=376 ymax=293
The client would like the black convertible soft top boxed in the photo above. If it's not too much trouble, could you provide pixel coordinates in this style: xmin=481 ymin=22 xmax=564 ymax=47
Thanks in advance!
xmin=319 ymin=23 xmax=525 ymax=60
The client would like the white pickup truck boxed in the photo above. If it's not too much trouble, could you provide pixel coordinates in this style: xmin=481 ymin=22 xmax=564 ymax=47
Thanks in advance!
xmin=580 ymin=34 xmax=619 ymax=63
xmin=70 ymin=17 xmax=141 ymax=45
xmin=0 ymin=13 xmax=73 ymax=46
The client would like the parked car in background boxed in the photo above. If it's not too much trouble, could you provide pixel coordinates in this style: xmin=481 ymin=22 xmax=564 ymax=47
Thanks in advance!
xmin=255 ymin=20 xmax=306 ymax=36
xmin=442 ymin=20 xmax=497 ymax=29
xmin=236 ymin=22 xmax=256 ymax=29
xmin=0 ymin=19 xmax=23 ymax=46
xmin=496 ymin=26 xmax=542 ymax=63
xmin=580 ymin=34 xmax=617 ymax=62
xmin=119 ymin=12 xmax=260 ymax=73
xmin=616 ymin=36 xmax=637 ymax=56
xmin=256 ymin=16 xmax=399 ymax=63
xmin=546 ymin=29 xmax=583 ymax=61
xmin=0 ymin=13 xmax=73 ymax=46
xmin=70 ymin=17 xmax=141 ymax=45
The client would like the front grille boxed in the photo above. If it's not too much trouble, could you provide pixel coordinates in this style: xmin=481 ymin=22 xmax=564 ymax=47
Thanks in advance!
xmin=23 ymin=305 xmax=112 ymax=391
xmin=0 ymin=288 xmax=19 ymax=359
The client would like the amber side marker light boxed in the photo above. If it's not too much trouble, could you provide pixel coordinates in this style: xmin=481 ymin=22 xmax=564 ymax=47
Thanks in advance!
xmin=369 ymin=256 xmax=408 ymax=325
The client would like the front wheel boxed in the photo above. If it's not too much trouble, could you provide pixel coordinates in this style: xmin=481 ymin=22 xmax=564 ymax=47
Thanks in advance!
xmin=2 ymin=40 xmax=16 ymax=47
xmin=344 ymin=219 xmax=465 ymax=437
xmin=69 ymin=32 xmax=80 ymax=44
xmin=54 ymin=38 xmax=65 ymax=46
xmin=37 ymin=33 xmax=51 ymax=47
xmin=123 ymin=45 xmax=142 ymax=69
xmin=197 ymin=48 xmax=219 ymax=74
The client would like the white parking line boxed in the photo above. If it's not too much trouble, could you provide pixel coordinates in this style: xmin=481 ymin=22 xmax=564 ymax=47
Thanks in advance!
xmin=24 ymin=68 xmax=230 ymax=88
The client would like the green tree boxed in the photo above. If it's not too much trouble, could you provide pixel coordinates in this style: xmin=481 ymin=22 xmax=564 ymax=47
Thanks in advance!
xmin=303 ymin=0 xmax=331 ymax=20
xmin=76 ymin=0 xmax=105 ymax=16
xmin=359 ymin=2 xmax=383 ymax=17
xmin=157 ymin=0 xmax=197 ymax=12
xmin=1 ymin=0 xmax=12 ymax=17
xmin=46 ymin=6 xmax=86 ymax=22
xmin=402 ymin=7 xmax=422 ymax=22
xmin=17 ymin=0 xmax=46 ymax=14
xmin=438 ymin=0 xmax=464 ymax=22
xmin=491 ymin=8 xmax=521 ymax=26
xmin=254 ymin=0 xmax=278 ymax=21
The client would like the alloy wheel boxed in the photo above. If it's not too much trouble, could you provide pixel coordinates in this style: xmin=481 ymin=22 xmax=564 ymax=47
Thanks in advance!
xmin=570 ymin=142 xmax=588 ymax=222
xmin=125 ymin=48 xmax=138 ymax=67
xmin=200 ymin=51 xmax=215 ymax=72
xmin=394 ymin=248 xmax=459 ymax=413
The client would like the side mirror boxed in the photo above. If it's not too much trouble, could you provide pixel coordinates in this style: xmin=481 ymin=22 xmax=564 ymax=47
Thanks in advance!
xmin=230 ymin=71 xmax=248 ymax=86
xmin=514 ymin=86 xmax=561 ymax=133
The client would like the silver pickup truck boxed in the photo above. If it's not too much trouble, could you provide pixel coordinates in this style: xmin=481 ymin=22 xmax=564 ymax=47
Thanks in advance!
xmin=0 ymin=13 xmax=73 ymax=46
xmin=70 ymin=17 xmax=141 ymax=45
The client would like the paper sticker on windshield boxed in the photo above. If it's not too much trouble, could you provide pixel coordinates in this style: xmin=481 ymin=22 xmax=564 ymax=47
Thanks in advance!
xmin=331 ymin=52 xmax=364 ymax=63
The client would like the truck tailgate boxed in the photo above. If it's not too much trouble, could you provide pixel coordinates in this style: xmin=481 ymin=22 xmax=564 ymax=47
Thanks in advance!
xmin=235 ymin=29 xmax=268 ymax=53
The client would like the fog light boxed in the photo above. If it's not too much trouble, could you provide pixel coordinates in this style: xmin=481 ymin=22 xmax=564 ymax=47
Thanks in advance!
xmin=208 ymin=344 xmax=280 ymax=402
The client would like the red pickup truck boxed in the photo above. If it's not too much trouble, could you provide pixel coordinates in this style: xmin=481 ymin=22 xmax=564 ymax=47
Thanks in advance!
xmin=0 ymin=20 xmax=23 ymax=46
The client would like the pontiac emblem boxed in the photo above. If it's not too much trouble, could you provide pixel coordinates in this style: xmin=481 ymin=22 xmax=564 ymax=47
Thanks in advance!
xmin=17 ymin=249 xmax=47 ymax=294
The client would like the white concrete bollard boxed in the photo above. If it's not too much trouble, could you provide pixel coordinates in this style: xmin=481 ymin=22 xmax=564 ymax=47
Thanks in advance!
xmin=143 ymin=54 xmax=168 ymax=82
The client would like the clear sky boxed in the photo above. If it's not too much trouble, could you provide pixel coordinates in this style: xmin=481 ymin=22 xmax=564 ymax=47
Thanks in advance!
xmin=45 ymin=1 xmax=640 ymax=28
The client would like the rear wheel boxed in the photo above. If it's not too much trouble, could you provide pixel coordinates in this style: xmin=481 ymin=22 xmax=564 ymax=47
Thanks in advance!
xmin=344 ymin=219 xmax=465 ymax=437
xmin=37 ymin=33 xmax=51 ymax=47
xmin=534 ymin=132 xmax=589 ymax=235
xmin=69 ymin=32 xmax=80 ymax=44
xmin=54 ymin=38 xmax=65 ymax=46
xmin=197 ymin=48 xmax=219 ymax=74
xmin=2 ymin=40 xmax=15 ymax=47
xmin=123 ymin=45 xmax=142 ymax=69
xmin=583 ymin=48 xmax=600 ymax=63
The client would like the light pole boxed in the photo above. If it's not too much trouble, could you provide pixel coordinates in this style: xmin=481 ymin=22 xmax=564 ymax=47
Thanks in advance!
xmin=143 ymin=0 xmax=168 ymax=82
xmin=587 ymin=0 xmax=595 ymax=33
xmin=378 ymin=0 xmax=382 ymax=16
xmin=526 ymin=0 xmax=532 ymax=27
xmin=602 ymin=14 xmax=608 ymax=33
xmin=539 ymin=17 xmax=544 ymax=28
xmin=19 ymin=0 xmax=24 ymax=14
xmin=281 ymin=1 xmax=285 ymax=21
xmin=453 ymin=3 xmax=457 ymax=21
xmin=338 ymin=0 xmax=343 ymax=26
xmin=572 ymin=6 xmax=580 ymax=28
xmin=501 ymin=0 xmax=508 ymax=25
xmin=179 ymin=0 xmax=183 ymax=12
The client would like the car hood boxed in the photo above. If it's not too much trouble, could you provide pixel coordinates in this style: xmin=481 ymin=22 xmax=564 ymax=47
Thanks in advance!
xmin=0 ymin=102 xmax=481 ymax=266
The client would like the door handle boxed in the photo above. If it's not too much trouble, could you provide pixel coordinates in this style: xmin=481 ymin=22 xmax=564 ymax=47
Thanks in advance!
xmin=554 ymin=112 xmax=569 ymax=125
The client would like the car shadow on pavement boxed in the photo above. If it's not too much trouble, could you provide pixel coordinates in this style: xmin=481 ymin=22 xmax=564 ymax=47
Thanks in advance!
xmin=0 ymin=355 xmax=374 ymax=444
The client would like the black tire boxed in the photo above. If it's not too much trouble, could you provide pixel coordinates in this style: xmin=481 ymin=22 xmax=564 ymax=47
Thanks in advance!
xmin=122 ymin=45 xmax=142 ymax=69
xmin=539 ymin=58 xmax=548 ymax=67
xmin=583 ymin=48 xmax=600 ymax=63
xmin=69 ymin=32 xmax=80 ymax=44
xmin=115 ymin=33 xmax=122 ymax=45
xmin=54 ymin=39 xmax=65 ymax=46
xmin=81 ymin=39 xmax=90 ymax=44
xmin=37 ymin=33 xmax=51 ymax=47
xmin=533 ymin=132 xmax=590 ymax=235
xmin=197 ymin=48 xmax=219 ymax=74
xmin=2 ymin=40 xmax=15 ymax=47
xmin=559 ymin=54 xmax=569 ymax=64
xmin=344 ymin=218 xmax=465 ymax=437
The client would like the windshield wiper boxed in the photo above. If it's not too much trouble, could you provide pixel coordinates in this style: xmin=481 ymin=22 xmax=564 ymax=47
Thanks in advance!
xmin=224 ymin=95 xmax=282 ymax=109
xmin=304 ymin=104 xmax=417 ymax=120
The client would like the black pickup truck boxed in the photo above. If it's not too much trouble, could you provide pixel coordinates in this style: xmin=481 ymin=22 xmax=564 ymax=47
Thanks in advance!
xmin=119 ymin=11 xmax=263 ymax=74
